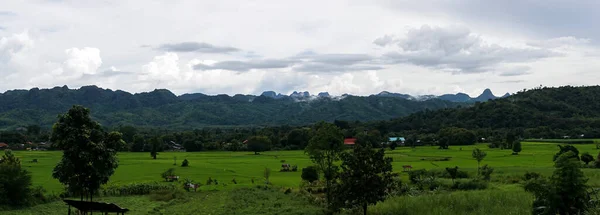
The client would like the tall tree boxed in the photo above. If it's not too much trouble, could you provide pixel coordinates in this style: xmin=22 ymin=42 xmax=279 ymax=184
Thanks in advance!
xmin=0 ymin=150 xmax=32 ymax=206
xmin=472 ymin=148 xmax=487 ymax=175
xmin=246 ymin=136 xmax=271 ymax=155
xmin=51 ymin=105 xmax=124 ymax=201
xmin=150 ymin=136 xmax=162 ymax=159
xmin=333 ymin=144 xmax=395 ymax=215
xmin=512 ymin=141 xmax=522 ymax=155
xmin=305 ymin=122 xmax=344 ymax=212
xmin=130 ymin=134 xmax=145 ymax=152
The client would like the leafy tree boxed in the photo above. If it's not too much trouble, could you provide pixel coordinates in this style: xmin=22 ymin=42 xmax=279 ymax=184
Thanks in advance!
xmin=472 ymin=148 xmax=487 ymax=175
xmin=512 ymin=141 xmax=522 ymax=155
xmin=332 ymin=144 xmax=395 ymax=215
xmin=247 ymin=136 xmax=271 ymax=155
xmin=0 ymin=150 xmax=33 ymax=206
xmin=581 ymin=152 xmax=594 ymax=165
xmin=525 ymin=151 xmax=589 ymax=215
xmin=51 ymin=105 xmax=124 ymax=201
xmin=445 ymin=166 xmax=459 ymax=183
xmin=181 ymin=159 xmax=189 ymax=167
xmin=389 ymin=141 xmax=397 ymax=150
xmin=305 ymin=122 xmax=344 ymax=211
xmin=118 ymin=125 xmax=137 ymax=145
xmin=438 ymin=127 xmax=476 ymax=146
xmin=161 ymin=168 xmax=175 ymax=179
xmin=130 ymin=134 xmax=145 ymax=152
xmin=183 ymin=139 xmax=203 ymax=152
xmin=150 ymin=136 xmax=162 ymax=159
xmin=286 ymin=128 xmax=311 ymax=148
xmin=301 ymin=166 xmax=319 ymax=183
xmin=553 ymin=145 xmax=579 ymax=161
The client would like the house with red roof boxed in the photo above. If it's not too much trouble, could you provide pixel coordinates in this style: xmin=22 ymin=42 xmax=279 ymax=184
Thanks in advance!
xmin=344 ymin=138 xmax=356 ymax=145
xmin=0 ymin=142 xmax=8 ymax=149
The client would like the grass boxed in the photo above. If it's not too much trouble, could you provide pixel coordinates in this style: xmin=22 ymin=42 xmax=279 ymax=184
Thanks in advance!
xmin=2 ymin=187 xmax=322 ymax=215
xmin=8 ymin=141 xmax=600 ymax=214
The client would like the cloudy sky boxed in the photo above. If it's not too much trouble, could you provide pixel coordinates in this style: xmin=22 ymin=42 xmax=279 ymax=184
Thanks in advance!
xmin=1 ymin=0 xmax=599 ymax=97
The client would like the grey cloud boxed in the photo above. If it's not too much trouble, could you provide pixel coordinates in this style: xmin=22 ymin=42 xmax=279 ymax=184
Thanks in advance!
xmin=494 ymin=80 xmax=525 ymax=84
xmin=373 ymin=35 xmax=395 ymax=47
xmin=294 ymin=62 xmax=384 ymax=72
xmin=194 ymin=59 xmax=297 ymax=71
xmin=381 ymin=25 xmax=559 ymax=73
xmin=156 ymin=42 xmax=240 ymax=53
xmin=497 ymin=66 xmax=531 ymax=77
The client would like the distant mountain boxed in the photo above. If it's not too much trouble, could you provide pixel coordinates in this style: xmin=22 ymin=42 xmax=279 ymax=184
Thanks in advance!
xmin=0 ymin=85 xmax=464 ymax=129
xmin=372 ymin=89 xmax=510 ymax=103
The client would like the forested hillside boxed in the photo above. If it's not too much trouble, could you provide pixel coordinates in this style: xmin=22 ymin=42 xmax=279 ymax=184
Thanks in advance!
xmin=372 ymin=86 xmax=600 ymax=139
xmin=0 ymin=85 xmax=461 ymax=129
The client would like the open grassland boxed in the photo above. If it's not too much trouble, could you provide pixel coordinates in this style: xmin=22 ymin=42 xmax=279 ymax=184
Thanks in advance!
xmin=8 ymin=141 xmax=600 ymax=214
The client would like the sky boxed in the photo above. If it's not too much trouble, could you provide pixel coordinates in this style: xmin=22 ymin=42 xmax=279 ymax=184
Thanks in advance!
xmin=1 ymin=0 xmax=599 ymax=97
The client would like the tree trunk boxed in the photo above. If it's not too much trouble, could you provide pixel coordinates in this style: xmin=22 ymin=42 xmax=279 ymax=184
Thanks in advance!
xmin=363 ymin=203 xmax=367 ymax=215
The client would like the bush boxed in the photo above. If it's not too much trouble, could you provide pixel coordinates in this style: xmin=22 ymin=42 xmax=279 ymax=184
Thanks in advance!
xmin=181 ymin=159 xmax=189 ymax=167
xmin=523 ymin=172 xmax=542 ymax=181
xmin=206 ymin=177 xmax=214 ymax=185
xmin=429 ymin=168 xmax=469 ymax=179
xmin=231 ymin=178 xmax=237 ymax=184
xmin=408 ymin=169 xmax=429 ymax=184
xmin=301 ymin=166 xmax=319 ymax=183
xmin=102 ymin=182 xmax=177 ymax=196
xmin=161 ymin=168 xmax=176 ymax=179
xmin=451 ymin=179 xmax=488 ymax=190
xmin=479 ymin=165 xmax=494 ymax=181
xmin=291 ymin=165 xmax=298 ymax=172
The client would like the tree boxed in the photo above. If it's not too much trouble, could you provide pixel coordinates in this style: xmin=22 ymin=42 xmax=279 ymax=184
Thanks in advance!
xmin=0 ymin=150 xmax=33 ymax=206
xmin=389 ymin=141 xmax=397 ymax=150
xmin=51 ymin=105 xmax=124 ymax=201
xmin=472 ymin=148 xmax=487 ymax=175
xmin=150 ymin=136 xmax=162 ymax=159
xmin=553 ymin=145 xmax=579 ymax=161
xmin=525 ymin=151 xmax=590 ymax=215
xmin=445 ymin=166 xmax=459 ymax=183
xmin=301 ymin=166 xmax=319 ymax=183
xmin=246 ymin=136 xmax=271 ymax=155
xmin=581 ymin=152 xmax=594 ymax=165
xmin=512 ymin=141 xmax=522 ymax=155
xmin=181 ymin=159 xmax=189 ymax=167
xmin=286 ymin=129 xmax=311 ymax=148
xmin=118 ymin=125 xmax=137 ymax=145
xmin=305 ymin=122 xmax=344 ymax=211
xmin=130 ymin=134 xmax=145 ymax=152
xmin=332 ymin=144 xmax=395 ymax=215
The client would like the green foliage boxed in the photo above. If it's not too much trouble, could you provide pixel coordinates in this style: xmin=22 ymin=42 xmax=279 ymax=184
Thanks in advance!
xmin=301 ymin=166 xmax=319 ymax=183
xmin=553 ymin=145 xmax=579 ymax=161
xmin=161 ymin=168 xmax=176 ymax=179
xmin=581 ymin=152 xmax=594 ymax=165
xmin=512 ymin=141 xmax=522 ymax=155
xmin=523 ymin=172 xmax=542 ymax=181
xmin=451 ymin=179 xmax=488 ymax=191
xmin=150 ymin=136 xmax=162 ymax=159
xmin=0 ymin=150 xmax=33 ymax=207
xmin=263 ymin=167 xmax=271 ymax=185
xmin=389 ymin=141 xmax=397 ymax=150
xmin=181 ymin=159 xmax=189 ymax=167
xmin=101 ymin=182 xmax=177 ymax=196
xmin=525 ymin=151 xmax=590 ymax=215
xmin=247 ymin=136 xmax=271 ymax=154
xmin=333 ymin=144 xmax=395 ymax=215
xmin=479 ymin=164 xmax=494 ymax=181
xmin=445 ymin=166 xmax=459 ymax=183
xmin=304 ymin=122 xmax=344 ymax=209
xmin=51 ymin=105 xmax=123 ymax=200
xmin=149 ymin=188 xmax=187 ymax=202
xmin=472 ymin=148 xmax=487 ymax=174
xmin=438 ymin=127 xmax=476 ymax=146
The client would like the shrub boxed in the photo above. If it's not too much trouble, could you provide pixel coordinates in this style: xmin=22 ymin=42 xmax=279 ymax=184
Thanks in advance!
xmin=301 ymin=166 xmax=319 ymax=183
xmin=232 ymin=178 xmax=237 ymax=184
xmin=161 ymin=168 xmax=176 ymax=179
xmin=523 ymin=172 xmax=542 ymax=181
xmin=206 ymin=177 xmax=214 ymax=185
xmin=181 ymin=159 xmax=189 ymax=167
xmin=291 ymin=165 xmax=298 ymax=172
xmin=280 ymin=160 xmax=286 ymax=163
xmin=451 ymin=179 xmax=488 ymax=190
xmin=264 ymin=168 xmax=271 ymax=184
xmin=581 ymin=152 xmax=594 ymax=165
xmin=479 ymin=165 xmax=494 ymax=181
xmin=102 ymin=182 xmax=177 ymax=196
xmin=408 ymin=169 xmax=429 ymax=184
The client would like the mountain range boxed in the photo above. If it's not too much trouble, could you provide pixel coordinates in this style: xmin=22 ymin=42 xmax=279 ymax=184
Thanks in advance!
xmin=259 ymin=89 xmax=509 ymax=102
xmin=0 ymin=85 xmax=464 ymax=129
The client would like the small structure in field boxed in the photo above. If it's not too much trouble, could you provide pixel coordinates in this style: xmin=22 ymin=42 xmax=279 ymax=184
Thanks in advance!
xmin=165 ymin=175 xmax=179 ymax=182
xmin=344 ymin=138 xmax=356 ymax=146
xmin=0 ymin=142 xmax=8 ymax=149
xmin=402 ymin=165 xmax=412 ymax=172
xmin=64 ymin=199 xmax=129 ymax=215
